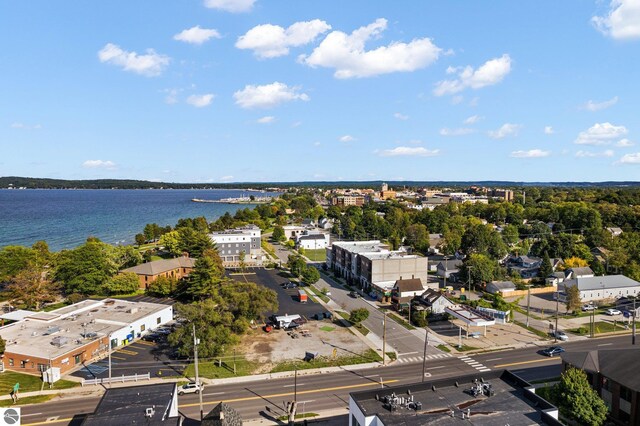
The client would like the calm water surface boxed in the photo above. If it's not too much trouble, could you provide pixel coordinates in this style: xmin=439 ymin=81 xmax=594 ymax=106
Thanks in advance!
xmin=0 ymin=189 xmax=274 ymax=250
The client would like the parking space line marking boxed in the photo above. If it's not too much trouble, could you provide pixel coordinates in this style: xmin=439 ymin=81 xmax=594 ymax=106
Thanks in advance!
xmin=136 ymin=340 xmax=157 ymax=346
xmin=111 ymin=355 xmax=127 ymax=360
xmin=117 ymin=349 xmax=138 ymax=355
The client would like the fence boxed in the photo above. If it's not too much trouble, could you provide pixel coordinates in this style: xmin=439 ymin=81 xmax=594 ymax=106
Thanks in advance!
xmin=81 ymin=372 xmax=150 ymax=386
xmin=505 ymin=286 xmax=557 ymax=298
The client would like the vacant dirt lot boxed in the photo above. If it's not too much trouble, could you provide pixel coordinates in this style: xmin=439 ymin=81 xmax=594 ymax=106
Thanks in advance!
xmin=241 ymin=318 xmax=369 ymax=372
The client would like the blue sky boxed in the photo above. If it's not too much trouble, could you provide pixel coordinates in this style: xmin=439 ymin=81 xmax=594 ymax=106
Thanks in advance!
xmin=1 ymin=0 xmax=639 ymax=183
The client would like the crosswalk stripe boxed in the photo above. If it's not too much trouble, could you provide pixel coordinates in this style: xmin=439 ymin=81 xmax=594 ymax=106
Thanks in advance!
xmin=478 ymin=368 xmax=491 ymax=372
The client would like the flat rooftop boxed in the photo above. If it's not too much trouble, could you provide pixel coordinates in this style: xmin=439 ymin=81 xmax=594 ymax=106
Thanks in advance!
xmin=446 ymin=305 xmax=496 ymax=327
xmin=352 ymin=370 xmax=559 ymax=425
xmin=0 ymin=299 xmax=172 ymax=359
xmin=362 ymin=251 xmax=423 ymax=261
xmin=331 ymin=240 xmax=388 ymax=254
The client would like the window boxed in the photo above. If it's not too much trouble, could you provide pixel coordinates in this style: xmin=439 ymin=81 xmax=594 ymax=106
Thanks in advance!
xmin=8 ymin=359 xmax=13 ymax=367
xmin=74 ymin=354 xmax=81 ymax=365
xmin=157 ymin=317 xmax=161 ymax=324
xmin=38 ymin=364 xmax=47 ymax=372
xmin=20 ymin=360 xmax=26 ymax=369
xmin=140 ymin=324 xmax=146 ymax=332
xmin=620 ymin=385 xmax=632 ymax=402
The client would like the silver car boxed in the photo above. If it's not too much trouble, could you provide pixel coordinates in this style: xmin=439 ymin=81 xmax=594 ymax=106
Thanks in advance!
xmin=178 ymin=382 xmax=203 ymax=395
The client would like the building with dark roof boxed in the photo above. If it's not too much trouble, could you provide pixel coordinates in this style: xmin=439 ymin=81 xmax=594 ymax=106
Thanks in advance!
xmin=562 ymin=348 xmax=640 ymax=425
xmin=418 ymin=289 xmax=454 ymax=314
xmin=121 ymin=256 xmax=196 ymax=289
xmin=349 ymin=370 xmax=561 ymax=425
xmin=82 ymin=383 xmax=182 ymax=425
xmin=202 ymin=402 xmax=243 ymax=426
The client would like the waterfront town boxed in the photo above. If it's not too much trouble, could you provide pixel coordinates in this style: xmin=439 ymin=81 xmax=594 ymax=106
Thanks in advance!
xmin=3 ymin=0 xmax=639 ymax=424
xmin=1 ymin=181 xmax=640 ymax=425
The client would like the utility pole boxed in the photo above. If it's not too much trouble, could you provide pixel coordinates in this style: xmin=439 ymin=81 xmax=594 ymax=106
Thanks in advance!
xmin=421 ymin=327 xmax=429 ymax=382
xmin=382 ymin=310 xmax=387 ymax=366
xmin=633 ymin=296 xmax=637 ymax=345
xmin=526 ymin=285 xmax=531 ymax=328
xmin=443 ymin=256 xmax=449 ymax=289
xmin=468 ymin=266 xmax=473 ymax=294
xmin=554 ymin=291 xmax=559 ymax=343
xmin=193 ymin=324 xmax=203 ymax=421
xmin=108 ymin=333 xmax=112 ymax=388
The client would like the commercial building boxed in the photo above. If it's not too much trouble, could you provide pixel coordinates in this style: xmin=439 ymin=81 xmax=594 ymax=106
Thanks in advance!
xmin=332 ymin=195 xmax=365 ymax=207
xmin=562 ymin=348 xmax=640 ymax=425
xmin=326 ymin=241 xmax=428 ymax=299
xmin=558 ymin=275 xmax=640 ymax=303
xmin=120 ymin=255 xmax=196 ymax=289
xmin=0 ymin=299 xmax=173 ymax=375
xmin=349 ymin=370 xmax=560 ymax=426
xmin=492 ymin=188 xmax=514 ymax=202
xmin=82 ymin=383 xmax=182 ymax=425
xmin=209 ymin=224 xmax=262 ymax=267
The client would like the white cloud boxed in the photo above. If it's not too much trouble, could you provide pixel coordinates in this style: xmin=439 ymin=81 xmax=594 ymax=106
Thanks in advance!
xmin=434 ymin=54 xmax=512 ymax=96
xmin=291 ymin=121 xmax=302 ymax=127
xmin=10 ymin=122 xmax=41 ymax=129
xmin=463 ymin=115 xmax=482 ymax=125
xmin=313 ymin=141 xmax=321 ymax=146
xmin=617 ymin=138 xmax=635 ymax=147
xmin=233 ymin=82 xmax=309 ymax=109
xmin=377 ymin=146 xmax=440 ymax=157
xmin=575 ymin=149 xmax=615 ymax=158
xmin=488 ymin=123 xmax=521 ymax=139
xmin=339 ymin=135 xmax=356 ymax=142
xmin=98 ymin=43 xmax=170 ymax=77
xmin=394 ymin=112 xmax=409 ymax=120
xmin=544 ymin=126 xmax=554 ymax=135
xmin=257 ymin=116 xmax=275 ymax=124
xmin=82 ymin=160 xmax=117 ymax=170
xmin=236 ymin=20 xmax=331 ymax=58
xmin=582 ymin=96 xmax=619 ymax=111
xmin=592 ymin=0 xmax=640 ymax=40
xmin=220 ymin=175 xmax=235 ymax=181
xmin=186 ymin=93 xmax=215 ymax=107
xmin=163 ymin=88 xmax=180 ymax=104
xmin=618 ymin=152 xmax=640 ymax=164
xmin=204 ymin=0 xmax=255 ymax=13
xmin=451 ymin=95 xmax=464 ymax=105
xmin=439 ymin=128 xmax=475 ymax=136
xmin=174 ymin=26 xmax=221 ymax=45
xmin=574 ymin=122 xmax=628 ymax=145
xmin=510 ymin=149 xmax=550 ymax=158
xmin=300 ymin=18 xmax=441 ymax=79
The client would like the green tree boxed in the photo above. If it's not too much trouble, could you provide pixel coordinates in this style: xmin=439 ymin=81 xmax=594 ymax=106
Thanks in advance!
xmin=239 ymin=251 xmax=246 ymax=273
xmin=287 ymin=253 xmax=307 ymax=278
xmin=159 ymin=231 xmax=182 ymax=256
xmin=54 ymin=239 xmax=118 ymax=295
xmin=564 ymin=256 xmax=589 ymax=269
xmin=501 ymin=224 xmax=520 ymax=246
xmin=177 ymin=227 xmax=214 ymax=258
xmin=565 ymin=285 xmax=582 ymax=313
xmin=460 ymin=254 xmax=497 ymax=286
xmin=168 ymin=300 xmax=239 ymax=358
xmin=272 ymin=225 xmax=285 ymax=242
xmin=349 ymin=308 xmax=370 ymax=324
xmin=102 ymin=272 xmax=140 ymax=295
xmin=539 ymin=251 xmax=553 ymax=280
xmin=218 ymin=281 xmax=278 ymax=324
xmin=112 ymin=245 xmax=143 ymax=269
xmin=7 ymin=268 xmax=60 ymax=310
xmin=135 ymin=233 xmax=146 ymax=246
xmin=405 ymin=223 xmax=429 ymax=252
xmin=553 ymin=368 xmax=608 ymax=426
xmin=146 ymin=276 xmax=176 ymax=297
xmin=185 ymin=249 xmax=225 ymax=300
xmin=0 ymin=336 xmax=5 ymax=355
xmin=0 ymin=246 xmax=37 ymax=282
xmin=301 ymin=266 xmax=320 ymax=285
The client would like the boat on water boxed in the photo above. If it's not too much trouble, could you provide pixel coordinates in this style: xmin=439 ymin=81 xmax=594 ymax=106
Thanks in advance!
xmin=191 ymin=196 xmax=272 ymax=204
xmin=191 ymin=198 xmax=218 ymax=203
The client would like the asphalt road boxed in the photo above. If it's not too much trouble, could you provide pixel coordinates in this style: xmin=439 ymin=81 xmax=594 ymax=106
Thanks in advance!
xmin=24 ymin=331 xmax=637 ymax=425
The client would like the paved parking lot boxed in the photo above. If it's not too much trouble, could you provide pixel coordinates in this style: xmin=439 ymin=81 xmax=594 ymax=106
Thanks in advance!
xmin=73 ymin=333 xmax=188 ymax=380
xmin=239 ymin=268 xmax=325 ymax=320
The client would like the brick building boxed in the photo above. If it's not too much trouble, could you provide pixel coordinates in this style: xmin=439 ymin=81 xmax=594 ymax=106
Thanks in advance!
xmin=121 ymin=256 xmax=196 ymax=289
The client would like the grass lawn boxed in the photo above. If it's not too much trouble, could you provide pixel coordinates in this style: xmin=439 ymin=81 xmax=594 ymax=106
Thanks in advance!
xmin=513 ymin=320 xmax=551 ymax=339
xmin=303 ymin=249 xmax=326 ymax=262
xmin=183 ymin=356 xmax=258 ymax=379
xmin=305 ymin=285 xmax=330 ymax=303
xmin=278 ymin=413 xmax=319 ymax=421
xmin=270 ymin=349 xmax=382 ymax=373
xmin=0 ymin=371 xmax=79 ymax=395
xmin=570 ymin=321 xmax=639 ymax=335
xmin=336 ymin=311 xmax=370 ymax=336
xmin=451 ymin=344 xmax=480 ymax=352
xmin=261 ymin=240 xmax=277 ymax=259
xmin=437 ymin=344 xmax=451 ymax=353
xmin=0 ymin=394 xmax=55 ymax=407
xmin=320 ymin=326 xmax=335 ymax=332
xmin=385 ymin=311 xmax=416 ymax=330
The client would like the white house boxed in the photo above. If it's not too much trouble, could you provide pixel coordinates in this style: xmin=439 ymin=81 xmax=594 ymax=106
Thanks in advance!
xmin=559 ymin=275 xmax=640 ymax=303
xmin=297 ymin=233 xmax=330 ymax=250
xmin=419 ymin=289 xmax=454 ymax=314
xmin=282 ymin=225 xmax=306 ymax=240
xmin=486 ymin=281 xmax=516 ymax=295
xmin=436 ymin=259 xmax=463 ymax=279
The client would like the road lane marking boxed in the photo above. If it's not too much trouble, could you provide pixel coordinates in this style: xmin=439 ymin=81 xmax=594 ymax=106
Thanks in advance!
xmin=205 ymin=392 xmax=226 ymax=396
xmin=495 ymin=358 xmax=561 ymax=368
xmin=485 ymin=358 xmax=502 ymax=362
xmin=426 ymin=366 xmax=446 ymax=370
xmin=111 ymin=355 xmax=126 ymax=360
xmin=597 ymin=343 xmax=613 ymax=347
xmin=21 ymin=413 xmax=43 ymax=417
xmin=397 ymin=352 xmax=418 ymax=356
xmin=478 ymin=368 xmax=491 ymax=372
xmin=24 ymin=418 xmax=72 ymax=426
xmin=179 ymin=379 xmax=400 ymax=408
xmin=283 ymin=383 xmax=305 ymax=388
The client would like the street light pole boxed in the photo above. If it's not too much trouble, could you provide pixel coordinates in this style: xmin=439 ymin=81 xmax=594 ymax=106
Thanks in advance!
xmin=554 ymin=291 xmax=559 ymax=343
xmin=193 ymin=324 xmax=203 ymax=421
xmin=633 ymin=295 xmax=637 ymax=345
xmin=108 ymin=333 xmax=112 ymax=388
xmin=421 ymin=327 xmax=429 ymax=382
xmin=382 ymin=310 xmax=387 ymax=366
xmin=526 ymin=285 xmax=531 ymax=328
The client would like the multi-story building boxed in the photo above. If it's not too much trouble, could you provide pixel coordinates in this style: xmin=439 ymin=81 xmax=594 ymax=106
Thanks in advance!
xmin=120 ymin=255 xmax=196 ymax=289
xmin=326 ymin=240 xmax=428 ymax=299
xmin=0 ymin=299 xmax=173 ymax=375
xmin=209 ymin=224 xmax=262 ymax=267
xmin=331 ymin=195 xmax=365 ymax=207
xmin=493 ymin=188 xmax=514 ymax=202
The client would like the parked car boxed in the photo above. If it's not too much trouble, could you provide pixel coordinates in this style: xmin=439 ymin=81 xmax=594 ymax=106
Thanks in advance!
xmin=348 ymin=291 xmax=360 ymax=298
xmin=551 ymin=330 xmax=569 ymax=341
xmin=178 ymin=382 xmax=203 ymax=395
xmin=605 ymin=308 xmax=622 ymax=316
xmin=541 ymin=346 xmax=565 ymax=357
xmin=142 ymin=333 xmax=160 ymax=342
xmin=582 ymin=304 xmax=596 ymax=311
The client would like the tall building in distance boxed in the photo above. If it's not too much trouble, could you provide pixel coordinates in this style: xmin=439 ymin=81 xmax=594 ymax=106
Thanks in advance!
xmin=209 ymin=224 xmax=262 ymax=267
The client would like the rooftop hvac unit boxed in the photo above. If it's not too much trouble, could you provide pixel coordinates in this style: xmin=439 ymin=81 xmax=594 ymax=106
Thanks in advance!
xmin=145 ymin=407 xmax=155 ymax=418
xmin=51 ymin=336 xmax=69 ymax=348
xmin=45 ymin=326 xmax=61 ymax=335
xmin=127 ymin=308 xmax=139 ymax=314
